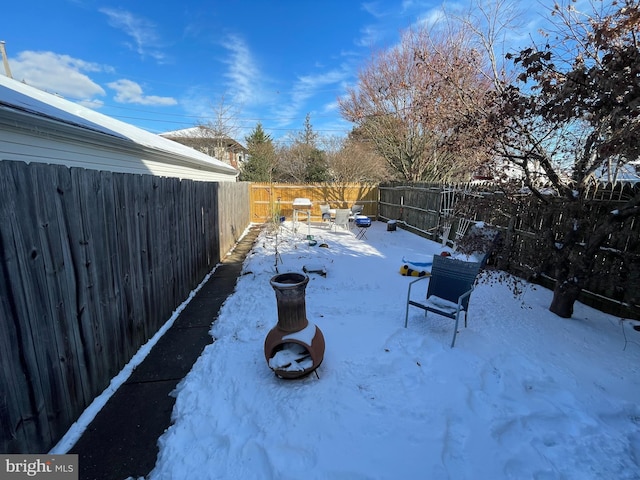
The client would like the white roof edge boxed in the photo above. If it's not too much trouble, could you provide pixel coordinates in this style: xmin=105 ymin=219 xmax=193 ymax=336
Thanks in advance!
xmin=0 ymin=75 xmax=237 ymax=176
xmin=160 ymin=126 xmax=247 ymax=150
xmin=160 ymin=126 xmax=210 ymax=137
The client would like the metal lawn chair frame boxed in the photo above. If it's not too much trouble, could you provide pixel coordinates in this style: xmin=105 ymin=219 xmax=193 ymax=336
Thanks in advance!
xmin=404 ymin=255 xmax=483 ymax=348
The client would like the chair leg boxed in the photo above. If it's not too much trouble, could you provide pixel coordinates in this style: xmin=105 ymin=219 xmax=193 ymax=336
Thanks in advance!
xmin=404 ymin=292 xmax=411 ymax=327
xmin=405 ymin=280 xmax=419 ymax=327
xmin=451 ymin=311 xmax=461 ymax=348
xmin=405 ymin=281 xmax=426 ymax=327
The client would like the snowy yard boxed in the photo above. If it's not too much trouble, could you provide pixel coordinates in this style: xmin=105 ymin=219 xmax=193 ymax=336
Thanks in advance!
xmin=138 ymin=219 xmax=639 ymax=478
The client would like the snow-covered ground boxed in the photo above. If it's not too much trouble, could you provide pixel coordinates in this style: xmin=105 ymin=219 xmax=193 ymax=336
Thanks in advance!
xmin=60 ymin=219 xmax=640 ymax=479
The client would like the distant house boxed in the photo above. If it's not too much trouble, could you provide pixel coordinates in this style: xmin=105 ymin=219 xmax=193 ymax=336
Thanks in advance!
xmin=0 ymin=75 xmax=238 ymax=182
xmin=160 ymin=126 xmax=248 ymax=169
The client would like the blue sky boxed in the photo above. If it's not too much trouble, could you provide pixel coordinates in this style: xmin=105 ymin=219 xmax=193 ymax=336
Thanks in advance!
xmin=1 ymin=0 xmax=543 ymax=143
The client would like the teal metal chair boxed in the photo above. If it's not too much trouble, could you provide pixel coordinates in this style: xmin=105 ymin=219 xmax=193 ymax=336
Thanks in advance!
xmin=404 ymin=255 xmax=483 ymax=348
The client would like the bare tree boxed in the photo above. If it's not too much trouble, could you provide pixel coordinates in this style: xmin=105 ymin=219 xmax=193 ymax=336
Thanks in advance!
xmin=196 ymin=94 xmax=245 ymax=164
xmin=339 ymin=23 xmax=494 ymax=182
xmin=274 ymin=141 xmax=311 ymax=183
xmin=320 ymin=134 xmax=392 ymax=183
xmin=202 ymin=93 xmax=242 ymax=139
xmin=273 ymin=114 xmax=329 ymax=182
xmin=484 ymin=0 xmax=640 ymax=317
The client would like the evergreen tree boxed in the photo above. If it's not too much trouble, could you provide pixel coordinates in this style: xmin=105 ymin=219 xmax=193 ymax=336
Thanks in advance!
xmin=300 ymin=113 xmax=318 ymax=147
xmin=240 ymin=122 xmax=276 ymax=182
xmin=305 ymin=148 xmax=329 ymax=182
xmin=297 ymin=114 xmax=329 ymax=182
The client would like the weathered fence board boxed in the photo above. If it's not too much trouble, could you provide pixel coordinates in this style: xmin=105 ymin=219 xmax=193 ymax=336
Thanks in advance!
xmin=379 ymin=182 xmax=640 ymax=319
xmin=218 ymin=182 xmax=251 ymax=258
xmin=378 ymin=183 xmax=443 ymax=238
xmin=1 ymin=160 xmax=249 ymax=453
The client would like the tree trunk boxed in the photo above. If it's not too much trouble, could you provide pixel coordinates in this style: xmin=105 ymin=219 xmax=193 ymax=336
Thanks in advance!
xmin=549 ymin=279 xmax=582 ymax=318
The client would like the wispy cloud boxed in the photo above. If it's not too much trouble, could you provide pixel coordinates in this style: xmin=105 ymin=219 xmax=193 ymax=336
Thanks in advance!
xmin=276 ymin=68 xmax=350 ymax=127
xmin=107 ymin=79 xmax=177 ymax=106
xmin=361 ymin=1 xmax=387 ymax=19
xmin=100 ymin=8 xmax=166 ymax=62
xmin=415 ymin=7 xmax=448 ymax=29
xmin=10 ymin=51 xmax=107 ymax=103
xmin=401 ymin=0 xmax=441 ymax=13
xmin=358 ymin=1 xmax=393 ymax=47
xmin=220 ymin=34 xmax=262 ymax=106
xmin=356 ymin=25 xmax=383 ymax=47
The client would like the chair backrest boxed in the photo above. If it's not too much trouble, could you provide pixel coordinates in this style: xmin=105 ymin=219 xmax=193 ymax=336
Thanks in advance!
xmin=455 ymin=223 xmax=502 ymax=267
xmin=351 ymin=204 xmax=364 ymax=216
xmin=427 ymin=255 xmax=482 ymax=310
xmin=320 ymin=204 xmax=330 ymax=214
xmin=333 ymin=209 xmax=351 ymax=229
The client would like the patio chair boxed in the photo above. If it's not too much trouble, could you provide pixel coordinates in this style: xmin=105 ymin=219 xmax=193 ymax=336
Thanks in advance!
xmin=404 ymin=255 xmax=483 ymax=348
xmin=332 ymin=209 xmax=351 ymax=232
xmin=350 ymin=204 xmax=364 ymax=218
xmin=319 ymin=204 xmax=332 ymax=226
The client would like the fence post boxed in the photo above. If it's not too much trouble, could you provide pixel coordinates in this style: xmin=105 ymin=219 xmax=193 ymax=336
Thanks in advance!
xmin=497 ymin=215 xmax=516 ymax=271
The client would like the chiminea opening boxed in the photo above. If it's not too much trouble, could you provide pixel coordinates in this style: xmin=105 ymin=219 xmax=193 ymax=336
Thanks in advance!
xmin=265 ymin=273 xmax=325 ymax=379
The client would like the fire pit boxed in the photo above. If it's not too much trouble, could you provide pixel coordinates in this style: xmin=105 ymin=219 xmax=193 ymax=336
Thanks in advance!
xmin=264 ymin=272 xmax=325 ymax=379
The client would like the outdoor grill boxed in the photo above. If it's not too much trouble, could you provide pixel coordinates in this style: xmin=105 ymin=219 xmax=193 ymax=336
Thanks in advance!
xmin=292 ymin=197 xmax=312 ymax=236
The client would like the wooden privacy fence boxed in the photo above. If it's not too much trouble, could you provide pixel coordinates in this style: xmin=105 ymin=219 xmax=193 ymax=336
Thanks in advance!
xmin=0 ymin=160 xmax=250 ymax=453
xmin=250 ymin=183 xmax=379 ymax=223
xmin=379 ymin=182 xmax=640 ymax=319
xmin=469 ymin=186 xmax=640 ymax=318
xmin=378 ymin=183 xmax=445 ymax=238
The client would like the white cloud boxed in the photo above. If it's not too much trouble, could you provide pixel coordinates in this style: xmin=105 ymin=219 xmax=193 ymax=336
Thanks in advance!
xmin=356 ymin=25 xmax=383 ymax=47
xmin=78 ymin=99 xmax=104 ymax=110
xmin=361 ymin=1 xmax=387 ymax=19
xmin=107 ymin=79 xmax=177 ymax=106
xmin=10 ymin=51 xmax=107 ymax=102
xmin=220 ymin=34 xmax=262 ymax=106
xmin=100 ymin=8 xmax=166 ymax=62
xmin=322 ymin=100 xmax=340 ymax=114
xmin=401 ymin=0 xmax=443 ymax=13
xmin=415 ymin=7 xmax=448 ymax=29
xmin=276 ymin=68 xmax=350 ymax=127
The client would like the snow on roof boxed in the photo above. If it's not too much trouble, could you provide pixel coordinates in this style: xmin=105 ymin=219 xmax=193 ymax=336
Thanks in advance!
xmin=161 ymin=126 xmax=210 ymax=137
xmin=160 ymin=126 xmax=247 ymax=150
xmin=0 ymin=75 xmax=237 ymax=175
xmin=595 ymin=161 xmax=640 ymax=184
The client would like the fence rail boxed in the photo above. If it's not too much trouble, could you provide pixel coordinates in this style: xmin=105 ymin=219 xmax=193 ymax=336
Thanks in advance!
xmin=379 ymin=182 xmax=640 ymax=319
xmin=0 ymin=161 xmax=250 ymax=453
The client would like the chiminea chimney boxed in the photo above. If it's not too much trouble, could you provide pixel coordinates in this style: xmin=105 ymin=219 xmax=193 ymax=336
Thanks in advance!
xmin=264 ymin=272 xmax=325 ymax=379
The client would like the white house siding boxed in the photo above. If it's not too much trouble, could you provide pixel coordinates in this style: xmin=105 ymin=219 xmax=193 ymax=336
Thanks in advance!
xmin=0 ymin=75 xmax=238 ymax=182
xmin=0 ymin=126 xmax=236 ymax=182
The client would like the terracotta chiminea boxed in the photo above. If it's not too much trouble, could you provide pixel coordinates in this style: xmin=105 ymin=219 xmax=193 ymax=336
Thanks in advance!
xmin=264 ymin=272 xmax=325 ymax=379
